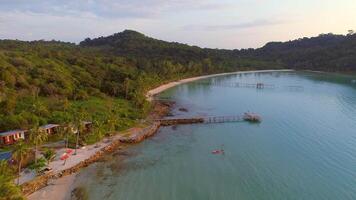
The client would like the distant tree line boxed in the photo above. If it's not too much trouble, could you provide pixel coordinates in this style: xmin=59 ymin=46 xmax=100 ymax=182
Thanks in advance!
xmin=240 ymin=32 xmax=356 ymax=72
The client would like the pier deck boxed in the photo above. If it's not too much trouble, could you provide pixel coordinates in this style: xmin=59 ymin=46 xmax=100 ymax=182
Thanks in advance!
xmin=198 ymin=82 xmax=303 ymax=90
xmin=157 ymin=114 xmax=258 ymax=126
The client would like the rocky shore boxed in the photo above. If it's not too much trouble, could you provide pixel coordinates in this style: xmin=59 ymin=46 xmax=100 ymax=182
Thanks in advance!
xmin=119 ymin=122 xmax=161 ymax=143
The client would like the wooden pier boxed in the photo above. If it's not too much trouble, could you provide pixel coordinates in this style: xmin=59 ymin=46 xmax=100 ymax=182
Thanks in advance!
xmin=204 ymin=115 xmax=244 ymax=123
xmin=157 ymin=114 xmax=260 ymax=126
xmin=198 ymin=82 xmax=303 ymax=91
xmin=157 ymin=118 xmax=204 ymax=126
xmin=198 ymin=82 xmax=275 ymax=89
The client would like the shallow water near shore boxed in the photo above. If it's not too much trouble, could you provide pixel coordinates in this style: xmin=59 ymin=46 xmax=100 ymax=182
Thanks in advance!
xmin=72 ymin=71 xmax=356 ymax=200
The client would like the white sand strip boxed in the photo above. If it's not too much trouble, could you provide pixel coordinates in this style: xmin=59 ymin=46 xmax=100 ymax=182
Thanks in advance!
xmin=146 ymin=69 xmax=293 ymax=100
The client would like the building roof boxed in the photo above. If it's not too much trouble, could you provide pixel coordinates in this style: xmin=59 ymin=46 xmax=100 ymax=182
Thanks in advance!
xmin=0 ymin=130 xmax=26 ymax=137
xmin=40 ymin=124 xmax=60 ymax=130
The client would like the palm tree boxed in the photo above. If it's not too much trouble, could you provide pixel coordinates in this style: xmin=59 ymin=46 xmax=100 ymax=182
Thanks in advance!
xmin=57 ymin=124 xmax=70 ymax=148
xmin=0 ymin=160 xmax=24 ymax=199
xmin=59 ymin=98 xmax=71 ymax=148
xmin=106 ymin=112 xmax=118 ymax=134
xmin=93 ymin=120 xmax=106 ymax=140
xmin=12 ymin=140 xmax=29 ymax=185
xmin=73 ymin=110 xmax=87 ymax=155
xmin=74 ymin=122 xmax=86 ymax=155
xmin=0 ymin=160 xmax=14 ymax=182
xmin=29 ymin=124 xmax=48 ymax=165
xmin=123 ymin=77 xmax=132 ymax=99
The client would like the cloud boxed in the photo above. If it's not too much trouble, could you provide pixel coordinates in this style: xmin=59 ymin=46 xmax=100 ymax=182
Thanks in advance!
xmin=0 ymin=10 xmax=130 ymax=42
xmin=0 ymin=0 xmax=231 ymax=19
xmin=183 ymin=19 xmax=290 ymax=31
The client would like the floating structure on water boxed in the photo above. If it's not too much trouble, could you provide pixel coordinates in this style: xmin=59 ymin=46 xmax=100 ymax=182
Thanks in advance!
xmin=211 ymin=149 xmax=224 ymax=155
xmin=243 ymin=112 xmax=262 ymax=123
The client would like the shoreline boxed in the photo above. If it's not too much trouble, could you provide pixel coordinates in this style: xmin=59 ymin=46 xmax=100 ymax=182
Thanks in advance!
xmin=146 ymin=69 xmax=293 ymax=100
xmin=27 ymin=174 xmax=76 ymax=200
xmin=26 ymin=69 xmax=293 ymax=200
xmin=24 ymin=101 xmax=171 ymax=200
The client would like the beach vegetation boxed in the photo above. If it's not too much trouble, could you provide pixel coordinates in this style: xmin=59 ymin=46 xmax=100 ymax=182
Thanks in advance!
xmin=0 ymin=160 xmax=24 ymax=200
xmin=42 ymin=148 xmax=56 ymax=165
xmin=28 ymin=158 xmax=46 ymax=173
xmin=12 ymin=140 xmax=30 ymax=185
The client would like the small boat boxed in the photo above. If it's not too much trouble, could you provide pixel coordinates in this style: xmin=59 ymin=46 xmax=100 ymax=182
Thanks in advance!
xmin=243 ymin=112 xmax=261 ymax=122
xmin=211 ymin=149 xmax=224 ymax=154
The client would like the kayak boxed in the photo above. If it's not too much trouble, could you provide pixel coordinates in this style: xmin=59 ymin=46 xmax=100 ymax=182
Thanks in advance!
xmin=211 ymin=150 xmax=224 ymax=154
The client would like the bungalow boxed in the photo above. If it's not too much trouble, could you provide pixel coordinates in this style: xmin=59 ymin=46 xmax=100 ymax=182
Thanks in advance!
xmin=0 ymin=130 xmax=27 ymax=145
xmin=40 ymin=124 xmax=60 ymax=135
xmin=68 ymin=122 xmax=92 ymax=134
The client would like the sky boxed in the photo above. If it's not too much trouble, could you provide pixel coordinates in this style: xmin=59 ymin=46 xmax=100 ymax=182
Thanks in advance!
xmin=0 ymin=0 xmax=355 ymax=49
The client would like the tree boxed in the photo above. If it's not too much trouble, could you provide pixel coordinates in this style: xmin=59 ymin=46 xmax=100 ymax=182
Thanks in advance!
xmin=12 ymin=140 xmax=30 ymax=185
xmin=29 ymin=124 xmax=48 ymax=165
xmin=106 ymin=112 xmax=118 ymax=133
xmin=0 ymin=92 xmax=17 ymax=115
xmin=123 ymin=77 xmax=132 ymax=99
xmin=28 ymin=158 xmax=46 ymax=174
xmin=57 ymin=124 xmax=70 ymax=149
xmin=42 ymin=148 xmax=56 ymax=165
xmin=93 ymin=120 xmax=106 ymax=139
xmin=72 ymin=109 xmax=88 ymax=155
xmin=0 ymin=161 xmax=24 ymax=200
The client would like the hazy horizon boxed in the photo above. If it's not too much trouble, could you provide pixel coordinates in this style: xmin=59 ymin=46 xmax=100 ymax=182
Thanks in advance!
xmin=0 ymin=0 xmax=355 ymax=49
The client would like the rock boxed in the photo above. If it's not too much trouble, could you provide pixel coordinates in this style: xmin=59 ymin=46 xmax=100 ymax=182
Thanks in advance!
xmin=119 ymin=122 xmax=161 ymax=144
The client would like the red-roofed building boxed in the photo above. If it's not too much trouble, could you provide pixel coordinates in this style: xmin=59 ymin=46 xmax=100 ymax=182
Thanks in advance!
xmin=0 ymin=130 xmax=27 ymax=146
xmin=40 ymin=124 xmax=60 ymax=135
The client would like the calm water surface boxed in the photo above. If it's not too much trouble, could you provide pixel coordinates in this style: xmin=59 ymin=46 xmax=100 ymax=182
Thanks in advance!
xmin=72 ymin=71 xmax=356 ymax=200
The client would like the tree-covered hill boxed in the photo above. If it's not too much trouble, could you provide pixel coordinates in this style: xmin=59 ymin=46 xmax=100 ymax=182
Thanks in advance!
xmin=80 ymin=30 xmax=356 ymax=72
xmin=80 ymin=30 xmax=205 ymax=59
xmin=243 ymin=33 xmax=356 ymax=72
xmin=0 ymin=31 xmax=270 ymax=132
xmin=79 ymin=30 xmax=275 ymax=69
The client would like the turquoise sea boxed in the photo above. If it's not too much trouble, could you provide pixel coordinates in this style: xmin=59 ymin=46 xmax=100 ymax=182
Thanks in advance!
xmin=72 ymin=71 xmax=356 ymax=200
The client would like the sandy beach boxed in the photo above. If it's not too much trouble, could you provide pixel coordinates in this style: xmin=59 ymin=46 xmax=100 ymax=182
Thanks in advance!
xmin=27 ymin=69 xmax=292 ymax=200
xmin=146 ymin=69 xmax=293 ymax=100
xmin=27 ymin=174 xmax=76 ymax=200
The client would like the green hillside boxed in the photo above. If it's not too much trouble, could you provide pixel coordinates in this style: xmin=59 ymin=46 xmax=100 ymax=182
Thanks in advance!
xmin=0 ymin=31 xmax=269 ymax=132
xmin=1 ymin=30 xmax=355 ymax=132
